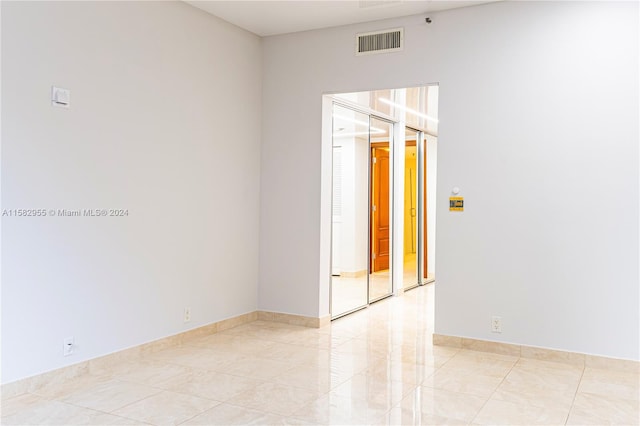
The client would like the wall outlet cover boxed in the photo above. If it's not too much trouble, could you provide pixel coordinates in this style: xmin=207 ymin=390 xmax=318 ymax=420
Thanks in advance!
xmin=491 ymin=316 xmax=502 ymax=333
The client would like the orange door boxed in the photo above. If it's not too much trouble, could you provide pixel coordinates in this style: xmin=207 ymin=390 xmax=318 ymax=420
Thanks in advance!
xmin=371 ymin=146 xmax=390 ymax=272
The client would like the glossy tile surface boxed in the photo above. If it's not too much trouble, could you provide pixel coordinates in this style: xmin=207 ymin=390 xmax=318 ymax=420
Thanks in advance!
xmin=2 ymin=284 xmax=638 ymax=425
xmin=112 ymin=390 xmax=218 ymax=426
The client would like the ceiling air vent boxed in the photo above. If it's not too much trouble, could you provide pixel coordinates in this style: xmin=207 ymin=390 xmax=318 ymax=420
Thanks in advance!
xmin=356 ymin=28 xmax=403 ymax=56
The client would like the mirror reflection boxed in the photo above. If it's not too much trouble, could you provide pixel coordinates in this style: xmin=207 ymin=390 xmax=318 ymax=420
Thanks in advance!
xmin=330 ymin=105 xmax=370 ymax=317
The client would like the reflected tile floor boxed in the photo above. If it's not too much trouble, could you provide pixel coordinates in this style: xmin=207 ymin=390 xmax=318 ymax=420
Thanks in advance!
xmin=2 ymin=285 xmax=639 ymax=425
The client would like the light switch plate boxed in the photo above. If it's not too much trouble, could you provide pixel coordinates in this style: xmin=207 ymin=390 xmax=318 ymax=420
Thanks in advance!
xmin=51 ymin=86 xmax=70 ymax=108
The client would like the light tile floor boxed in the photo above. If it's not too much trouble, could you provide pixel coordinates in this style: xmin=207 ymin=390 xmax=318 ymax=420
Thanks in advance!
xmin=330 ymin=255 xmax=430 ymax=318
xmin=330 ymin=271 xmax=392 ymax=318
xmin=2 ymin=284 xmax=639 ymax=425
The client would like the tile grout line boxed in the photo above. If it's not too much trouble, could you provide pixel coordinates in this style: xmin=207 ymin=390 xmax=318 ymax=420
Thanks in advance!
xmin=174 ymin=399 xmax=225 ymax=426
xmin=45 ymin=395 xmax=139 ymax=422
xmin=53 ymin=379 xmax=164 ymax=416
xmin=563 ymin=364 xmax=586 ymax=425
xmin=467 ymin=353 xmax=520 ymax=425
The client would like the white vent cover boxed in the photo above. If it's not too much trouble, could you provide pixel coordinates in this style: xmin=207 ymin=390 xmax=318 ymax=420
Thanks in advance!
xmin=356 ymin=28 xmax=403 ymax=56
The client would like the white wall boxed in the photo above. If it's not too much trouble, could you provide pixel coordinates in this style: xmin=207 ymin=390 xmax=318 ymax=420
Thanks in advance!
xmin=260 ymin=1 xmax=639 ymax=360
xmin=1 ymin=1 xmax=262 ymax=383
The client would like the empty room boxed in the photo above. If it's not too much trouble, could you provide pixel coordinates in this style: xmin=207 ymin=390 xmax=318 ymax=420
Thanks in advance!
xmin=1 ymin=0 xmax=638 ymax=425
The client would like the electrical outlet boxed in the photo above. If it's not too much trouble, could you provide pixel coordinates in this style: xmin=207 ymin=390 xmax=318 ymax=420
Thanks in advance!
xmin=491 ymin=316 xmax=502 ymax=333
xmin=184 ymin=307 xmax=191 ymax=323
xmin=63 ymin=337 xmax=74 ymax=356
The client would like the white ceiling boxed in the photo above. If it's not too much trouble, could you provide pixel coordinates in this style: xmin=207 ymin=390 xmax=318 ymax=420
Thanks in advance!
xmin=185 ymin=1 xmax=498 ymax=37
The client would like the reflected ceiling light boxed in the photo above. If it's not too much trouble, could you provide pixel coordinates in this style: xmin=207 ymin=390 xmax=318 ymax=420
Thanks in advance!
xmin=378 ymin=98 xmax=439 ymax=123
xmin=333 ymin=114 xmax=369 ymax=127
xmin=333 ymin=129 xmax=385 ymax=137
xmin=332 ymin=114 xmax=387 ymax=130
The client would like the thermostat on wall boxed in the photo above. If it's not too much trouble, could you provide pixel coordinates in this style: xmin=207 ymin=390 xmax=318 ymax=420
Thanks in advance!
xmin=51 ymin=86 xmax=70 ymax=108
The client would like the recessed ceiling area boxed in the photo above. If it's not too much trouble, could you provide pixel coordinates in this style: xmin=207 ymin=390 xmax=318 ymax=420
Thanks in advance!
xmin=332 ymin=85 xmax=439 ymax=140
xmin=334 ymin=86 xmax=438 ymax=136
xmin=185 ymin=1 xmax=500 ymax=37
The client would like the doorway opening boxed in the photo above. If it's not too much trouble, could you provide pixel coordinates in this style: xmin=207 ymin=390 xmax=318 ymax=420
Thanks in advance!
xmin=326 ymin=85 xmax=439 ymax=320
